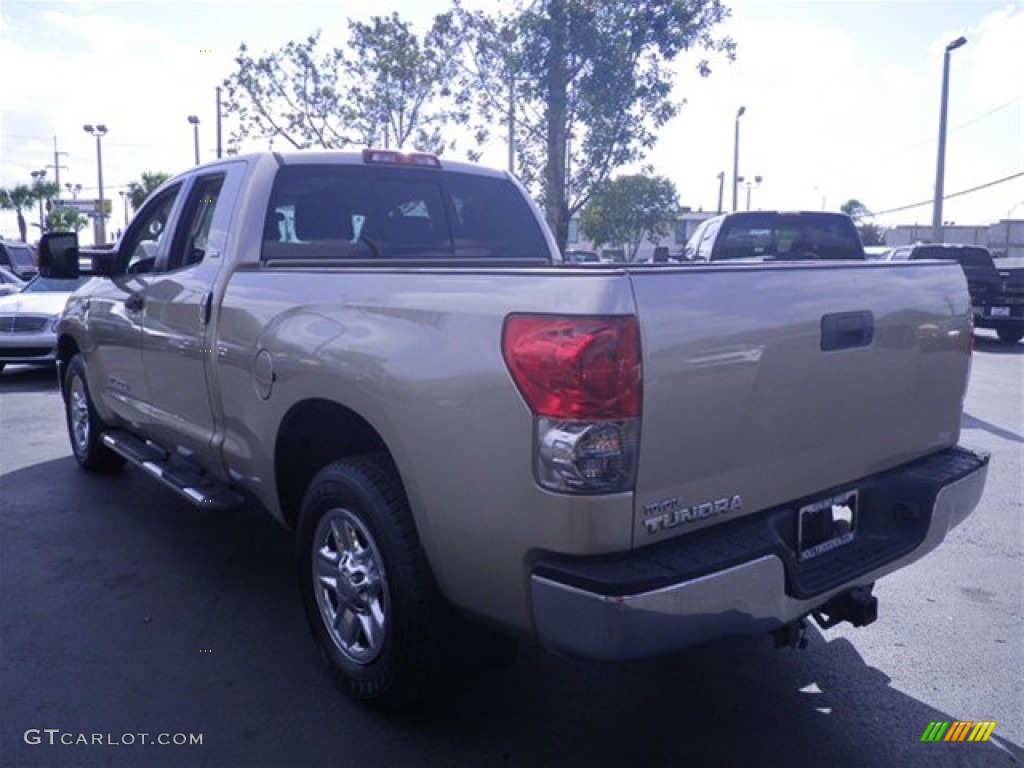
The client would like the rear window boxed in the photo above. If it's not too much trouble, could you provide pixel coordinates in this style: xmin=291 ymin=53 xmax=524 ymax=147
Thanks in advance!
xmin=262 ymin=165 xmax=550 ymax=262
xmin=714 ymin=212 xmax=864 ymax=261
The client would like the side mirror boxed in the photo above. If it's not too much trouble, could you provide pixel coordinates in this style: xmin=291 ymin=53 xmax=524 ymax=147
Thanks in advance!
xmin=37 ymin=232 xmax=81 ymax=279
xmin=653 ymin=246 xmax=669 ymax=263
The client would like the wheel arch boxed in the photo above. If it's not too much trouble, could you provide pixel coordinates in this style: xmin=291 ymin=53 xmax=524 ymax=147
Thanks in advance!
xmin=274 ymin=398 xmax=394 ymax=530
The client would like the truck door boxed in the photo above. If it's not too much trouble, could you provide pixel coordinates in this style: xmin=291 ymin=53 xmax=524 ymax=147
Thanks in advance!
xmin=137 ymin=166 xmax=240 ymax=466
xmin=84 ymin=183 xmax=183 ymax=427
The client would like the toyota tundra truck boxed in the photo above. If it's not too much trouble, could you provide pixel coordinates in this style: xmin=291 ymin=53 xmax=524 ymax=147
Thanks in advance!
xmin=37 ymin=149 xmax=989 ymax=709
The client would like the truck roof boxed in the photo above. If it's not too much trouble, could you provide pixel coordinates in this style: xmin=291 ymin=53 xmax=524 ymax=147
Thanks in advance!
xmin=228 ymin=150 xmax=512 ymax=181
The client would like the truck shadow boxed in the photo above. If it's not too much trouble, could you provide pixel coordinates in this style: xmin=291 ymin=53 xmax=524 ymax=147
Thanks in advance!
xmin=0 ymin=364 xmax=60 ymax=392
xmin=962 ymin=412 xmax=1024 ymax=443
xmin=1 ymin=457 xmax=1020 ymax=768
xmin=973 ymin=333 xmax=1024 ymax=355
xmin=411 ymin=633 xmax=1024 ymax=767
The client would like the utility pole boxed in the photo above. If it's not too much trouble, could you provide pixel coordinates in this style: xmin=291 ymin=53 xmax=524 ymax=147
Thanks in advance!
xmin=716 ymin=171 xmax=724 ymax=214
xmin=932 ymin=36 xmax=967 ymax=244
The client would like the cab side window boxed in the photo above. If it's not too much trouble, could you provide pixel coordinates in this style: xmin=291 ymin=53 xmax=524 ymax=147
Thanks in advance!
xmin=121 ymin=185 xmax=181 ymax=274
xmin=683 ymin=221 xmax=706 ymax=260
xmin=697 ymin=218 xmax=722 ymax=260
xmin=165 ymin=175 xmax=226 ymax=272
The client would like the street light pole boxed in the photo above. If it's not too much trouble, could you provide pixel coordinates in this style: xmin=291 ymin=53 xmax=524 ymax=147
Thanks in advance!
xmin=737 ymin=174 xmax=763 ymax=211
xmin=188 ymin=115 xmax=201 ymax=165
xmin=83 ymin=124 xmax=108 ymax=244
xmin=119 ymin=190 xmax=131 ymax=231
xmin=716 ymin=171 xmax=725 ymax=214
xmin=932 ymin=35 xmax=967 ymax=244
xmin=52 ymin=137 xmax=69 ymax=192
xmin=732 ymin=106 xmax=746 ymax=213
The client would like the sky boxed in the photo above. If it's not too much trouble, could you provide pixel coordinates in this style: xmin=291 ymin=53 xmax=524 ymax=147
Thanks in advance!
xmin=1 ymin=0 xmax=1022 ymax=244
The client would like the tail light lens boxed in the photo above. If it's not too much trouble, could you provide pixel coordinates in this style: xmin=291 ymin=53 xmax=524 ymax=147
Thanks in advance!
xmin=503 ymin=314 xmax=641 ymax=493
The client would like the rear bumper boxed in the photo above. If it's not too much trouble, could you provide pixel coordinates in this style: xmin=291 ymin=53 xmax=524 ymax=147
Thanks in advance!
xmin=530 ymin=446 xmax=989 ymax=661
xmin=974 ymin=301 xmax=1024 ymax=331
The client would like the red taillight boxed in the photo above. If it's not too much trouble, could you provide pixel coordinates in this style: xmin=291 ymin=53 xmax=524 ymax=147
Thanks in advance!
xmin=502 ymin=315 xmax=641 ymax=419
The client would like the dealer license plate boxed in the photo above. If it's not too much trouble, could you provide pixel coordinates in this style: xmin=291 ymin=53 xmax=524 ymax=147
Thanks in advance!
xmin=798 ymin=490 xmax=857 ymax=562
xmin=989 ymin=306 xmax=1011 ymax=317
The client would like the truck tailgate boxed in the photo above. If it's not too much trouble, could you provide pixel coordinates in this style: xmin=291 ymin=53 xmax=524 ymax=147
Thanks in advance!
xmin=629 ymin=261 xmax=971 ymax=545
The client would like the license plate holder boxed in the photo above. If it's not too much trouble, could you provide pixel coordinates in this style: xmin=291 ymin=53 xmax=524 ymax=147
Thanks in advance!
xmin=798 ymin=490 xmax=857 ymax=562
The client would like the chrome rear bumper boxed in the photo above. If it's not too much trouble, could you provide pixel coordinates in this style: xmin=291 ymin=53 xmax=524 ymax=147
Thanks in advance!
xmin=531 ymin=447 xmax=988 ymax=661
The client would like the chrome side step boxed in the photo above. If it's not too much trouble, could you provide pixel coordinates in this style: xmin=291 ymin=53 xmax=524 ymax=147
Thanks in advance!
xmin=101 ymin=430 xmax=245 ymax=511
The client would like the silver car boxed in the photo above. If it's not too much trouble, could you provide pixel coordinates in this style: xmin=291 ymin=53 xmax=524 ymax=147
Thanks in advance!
xmin=0 ymin=266 xmax=27 ymax=296
xmin=0 ymin=275 xmax=90 ymax=374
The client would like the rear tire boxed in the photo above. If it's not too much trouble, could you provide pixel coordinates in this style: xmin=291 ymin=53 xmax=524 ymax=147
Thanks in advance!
xmin=64 ymin=355 xmax=125 ymax=472
xmin=296 ymin=456 xmax=448 ymax=710
xmin=996 ymin=328 xmax=1023 ymax=344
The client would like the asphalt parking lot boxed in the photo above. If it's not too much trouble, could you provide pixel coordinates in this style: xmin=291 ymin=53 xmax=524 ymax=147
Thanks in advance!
xmin=1 ymin=331 xmax=1021 ymax=768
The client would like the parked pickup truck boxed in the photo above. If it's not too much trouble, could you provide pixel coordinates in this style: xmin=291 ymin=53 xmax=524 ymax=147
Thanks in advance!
xmin=38 ymin=150 xmax=989 ymax=709
xmin=888 ymin=243 xmax=1024 ymax=344
xmin=681 ymin=210 xmax=867 ymax=262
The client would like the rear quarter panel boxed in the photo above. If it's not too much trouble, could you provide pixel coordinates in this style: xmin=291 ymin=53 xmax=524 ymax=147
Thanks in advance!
xmin=215 ymin=267 xmax=638 ymax=630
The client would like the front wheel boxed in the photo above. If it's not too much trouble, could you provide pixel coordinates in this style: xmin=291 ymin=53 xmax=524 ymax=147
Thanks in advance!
xmin=64 ymin=355 xmax=125 ymax=472
xmin=296 ymin=457 xmax=447 ymax=709
xmin=996 ymin=328 xmax=1023 ymax=344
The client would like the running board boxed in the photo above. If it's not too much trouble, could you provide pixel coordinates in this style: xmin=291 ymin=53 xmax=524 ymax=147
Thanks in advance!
xmin=101 ymin=430 xmax=245 ymax=511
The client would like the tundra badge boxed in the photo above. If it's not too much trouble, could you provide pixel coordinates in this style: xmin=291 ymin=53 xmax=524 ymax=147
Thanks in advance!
xmin=642 ymin=495 xmax=743 ymax=535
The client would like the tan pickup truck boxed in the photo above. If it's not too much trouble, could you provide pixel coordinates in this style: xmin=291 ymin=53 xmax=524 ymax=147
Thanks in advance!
xmin=38 ymin=150 xmax=988 ymax=709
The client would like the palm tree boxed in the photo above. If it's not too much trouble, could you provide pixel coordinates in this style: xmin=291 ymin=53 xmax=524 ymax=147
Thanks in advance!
xmin=0 ymin=185 xmax=36 ymax=242
xmin=47 ymin=208 xmax=90 ymax=233
xmin=30 ymin=180 xmax=61 ymax=234
xmin=126 ymin=171 xmax=171 ymax=212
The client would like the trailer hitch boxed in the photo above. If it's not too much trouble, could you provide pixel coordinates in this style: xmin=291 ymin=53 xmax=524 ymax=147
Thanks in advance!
xmin=772 ymin=618 xmax=809 ymax=650
xmin=812 ymin=585 xmax=878 ymax=630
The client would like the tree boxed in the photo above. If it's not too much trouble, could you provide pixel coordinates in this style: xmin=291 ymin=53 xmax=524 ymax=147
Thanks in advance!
xmin=580 ymin=173 xmax=679 ymax=260
xmin=456 ymin=0 xmax=735 ymax=252
xmin=344 ymin=13 xmax=469 ymax=154
xmin=221 ymin=32 xmax=355 ymax=151
xmin=840 ymin=198 xmax=885 ymax=246
xmin=221 ymin=14 xmax=469 ymax=155
xmin=46 ymin=208 xmax=90 ymax=233
xmin=126 ymin=172 xmax=171 ymax=212
xmin=0 ymin=185 xmax=35 ymax=242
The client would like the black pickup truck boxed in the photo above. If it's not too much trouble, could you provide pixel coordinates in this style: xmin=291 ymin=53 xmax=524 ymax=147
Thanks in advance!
xmin=888 ymin=244 xmax=1024 ymax=344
